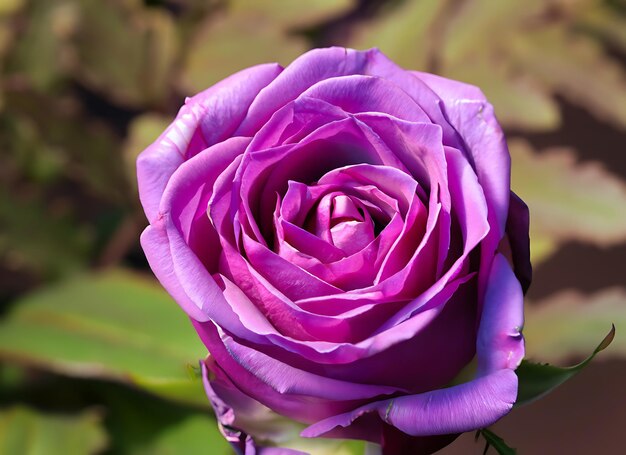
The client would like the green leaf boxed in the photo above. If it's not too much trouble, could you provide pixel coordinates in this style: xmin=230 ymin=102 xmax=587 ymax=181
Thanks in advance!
xmin=5 ymin=0 xmax=78 ymax=91
xmin=5 ymin=89 xmax=127 ymax=203
xmin=509 ymin=139 xmax=626 ymax=264
xmin=99 ymin=384 xmax=232 ymax=455
xmin=477 ymin=428 xmax=516 ymax=455
xmin=439 ymin=0 xmax=545 ymax=66
xmin=511 ymin=27 xmax=626 ymax=129
xmin=0 ymin=406 xmax=108 ymax=455
xmin=524 ymin=288 xmax=626 ymax=361
xmin=0 ymin=270 xmax=208 ymax=407
xmin=70 ymin=0 xmax=178 ymax=108
xmin=230 ymin=0 xmax=355 ymax=29
xmin=436 ymin=0 xmax=560 ymax=130
xmin=578 ymin=4 xmax=626 ymax=55
xmin=0 ymin=0 xmax=24 ymax=16
xmin=437 ymin=0 xmax=626 ymax=131
xmin=516 ymin=324 xmax=615 ymax=406
xmin=0 ymin=190 xmax=92 ymax=278
xmin=346 ymin=0 xmax=451 ymax=71
xmin=282 ymin=438 xmax=368 ymax=455
xmin=179 ymin=11 xmax=307 ymax=94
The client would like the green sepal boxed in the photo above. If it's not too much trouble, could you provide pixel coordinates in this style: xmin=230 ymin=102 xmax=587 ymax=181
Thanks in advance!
xmin=476 ymin=428 xmax=516 ymax=455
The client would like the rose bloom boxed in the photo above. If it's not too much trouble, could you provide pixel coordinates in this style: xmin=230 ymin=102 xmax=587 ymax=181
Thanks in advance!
xmin=138 ymin=47 xmax=531 ymax=454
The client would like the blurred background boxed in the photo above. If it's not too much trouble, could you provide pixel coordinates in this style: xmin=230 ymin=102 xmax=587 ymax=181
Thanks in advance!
xmin=0 ymin=0 xmax=625 ymax=453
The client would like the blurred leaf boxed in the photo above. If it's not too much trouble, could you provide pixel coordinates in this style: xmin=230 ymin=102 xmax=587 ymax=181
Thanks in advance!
xmin=123 ymin=113 xmax=172 ymax=190
xmin=0 ymin=92 xmax=130 ymax=279
xmin=526 ymin=236 xmax=559 ymax=266
xmin=0 ymin=190 xmax=92 ymax=278
xmin=510 ymin=139 xmax=626 ymax=264
xmin=0 ymin=406 xmax=107 ymax=455
xmin=578 ymin=3 xmax=626 ymax=54
xmin=0 ymin=364 xmax=25 ymax=392
xmin=346 ymin=0 xmax=451 ymax=71
xmin=6 ymin=0 xmax=78 ymax=91
xmin=0 ymin=3 xmax=20 ymax=101
xmin=512 ymin=27 xmax=626 ymax=129
xmin=100 ymin=384 xmax=231 ymax=455
xmin=128 ymin=413 xmax=230 ymax=455
xmin=443 ymin=59 xmax=560 ymax=131
xmin=524 ymin=288 xmax=626 ymax=361
xmin=2 ymin=114 xmax=66 ymax=184
xmin=0 ymin=270 xmax=208 ymax=407
xmin=439 ymin=0 xmax=545 ymax=66
xmin=6 ymin=89 xmax=127 ymax=203
xmin=70 ymin=0 xmax=178 ymax=108
xmin=230 ymin=0 xmax=355 ymax=29
xmin=179 ymin=11 xmax=307 ymax=94
xmin=477 ymin=428 xmax=516 ymax=455
xmin=0 ymin=0 xmax=24 ymax=15
xmin=438 ymin=0 xmax=560 ymax=131
xmin=283 ymin=438 xmax=367 ymax=455
xmin=0 ymin=18 xmax=13 ymax=60
xmin=435 ymin=0 xmax=626 ymax=130
xmin=516 ymin=324 xmax=615 ymax=406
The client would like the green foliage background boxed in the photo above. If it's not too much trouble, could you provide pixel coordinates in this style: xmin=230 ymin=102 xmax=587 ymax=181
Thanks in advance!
xmin=0 ymin=0 xmax=625 ymax=453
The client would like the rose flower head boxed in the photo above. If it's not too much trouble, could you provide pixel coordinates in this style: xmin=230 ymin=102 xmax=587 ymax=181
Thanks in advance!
xmin=138 ymin=47 xmax=531 ymax=454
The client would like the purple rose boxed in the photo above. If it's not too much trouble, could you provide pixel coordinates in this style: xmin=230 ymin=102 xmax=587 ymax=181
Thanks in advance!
xmin=138 ymin=47 xmax=531 ymax=454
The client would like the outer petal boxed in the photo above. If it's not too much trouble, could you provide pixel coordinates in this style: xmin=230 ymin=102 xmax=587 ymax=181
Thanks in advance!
xmin=189 ymin=64 xmax=283 ymax=149
xmin=412 ymin=69 xmax=512 ymax=305
xmin=440 ymin=99 xmax=510 ymax=240
xmin=160 ymin=136 xmax=250 ymax=272
xmin=302 ymin=254 xmax=523 ymax=440
xmin=140 ymin=225 xmax=209 ymax=322
xmin=137 ymin=63 xmax=282 ymax=222
xmin=301 ymin=369 xmax=517 ymax=439
xmin=300 ymin=75 xmax=431 ymax=124
xmin=506 ymin=192 xmax=532 ymax=294
xmin=411 ymin=71 xmax=486 ymax=104
xmin=237 ymin=47 xmax=376 ymax=135
xmin=140 ymin=137 xmax=250 ymax=321
xmin=476 ymin=254 xmax=525 ymax=375
xmin=202 ymin=360 xmax=307 ymax=455
xmin=137 ymin=120 xmax=188 ymax=223
xmin=215 ymin=327 xmax=405 ymax=400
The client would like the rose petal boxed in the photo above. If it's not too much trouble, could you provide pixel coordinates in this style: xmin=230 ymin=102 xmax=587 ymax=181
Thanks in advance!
xmin=506 ymin=192 xmax=532 ymax=294
xmin=241 ymin=230 xmax=342 ymax=300
xmin=412 ymin=71 xmax=512 ymax=304
xmin=197 ymin=322 xmax=368 ymax=422
xmin=237 ymin=47 xmax=376 ymax=135
xmin=238 ymin=118 xmax=388 ymax=245
xmin=301 ymin=75 xmax=431 ymax=124
xmin=364 ymin=52 xmax=464 ymax=149
xmin=202 ymin=360 xmax=309 ymax=455
xmin=411 ymin=71 xmax=486 ymax=106
xmin=476 ymin=254 xmax=525 ymax=375
xmin=137 ymin=63 xmax=281 ymax=222
xmin=159 ymin=136 xmax=251 ymax=271
xmin=249 ymin=97 xmax=348 ymax=151
xmin=301 ymin=369 xmax=517 ymax=439
xmin=189 ymin=63 xmax=283 ymax=150
xmin=193 ymin=271 xmax=474 ymax=365
xmin=216 ymin=328 xmax=406 ymax=400
xmin=301 ymin=253 xmax=523 ymax=440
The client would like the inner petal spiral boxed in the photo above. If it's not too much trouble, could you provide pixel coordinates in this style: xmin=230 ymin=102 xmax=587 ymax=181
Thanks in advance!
xmin=325 ymin=194 xmax=375 ymax=255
